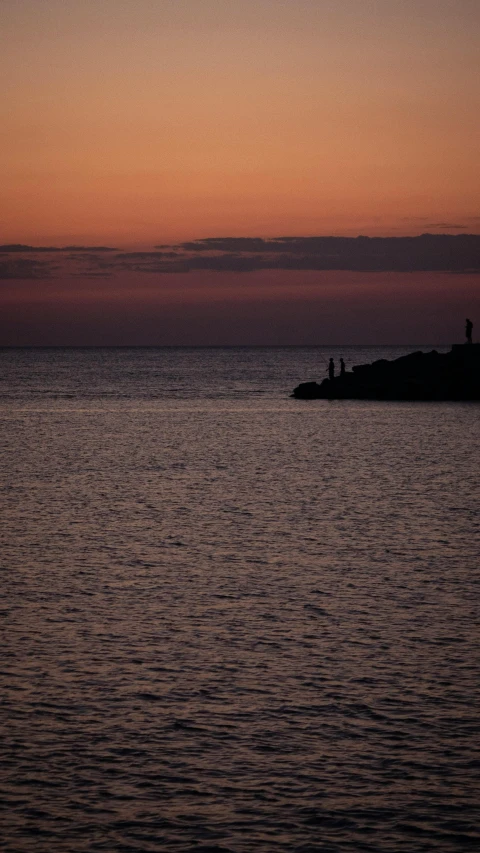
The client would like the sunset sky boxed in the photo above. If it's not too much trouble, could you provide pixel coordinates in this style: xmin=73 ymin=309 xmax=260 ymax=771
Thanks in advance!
xmin=1 ymin=0 xmax=479 ymax=344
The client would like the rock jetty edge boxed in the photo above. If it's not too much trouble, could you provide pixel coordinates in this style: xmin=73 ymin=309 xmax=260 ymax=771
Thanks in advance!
xmin=292 ymin=345 xmax=480 ymax=401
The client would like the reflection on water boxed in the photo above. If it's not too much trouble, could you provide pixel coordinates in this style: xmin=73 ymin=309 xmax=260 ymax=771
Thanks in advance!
xmin=1 ymin=347 xmax=479 ymax=852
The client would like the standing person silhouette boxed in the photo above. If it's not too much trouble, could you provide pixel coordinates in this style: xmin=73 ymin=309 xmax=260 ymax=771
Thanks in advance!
xmin=340 ymin=358 xmax=346 ymax=377
xmin=328 ymin=358 xmax=335 ymax=381
xmin=466 ymin=318 xmax=473 ymax=344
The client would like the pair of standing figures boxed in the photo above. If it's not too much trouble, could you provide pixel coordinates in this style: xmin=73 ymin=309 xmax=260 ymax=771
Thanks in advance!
xmin=328 ymin=358 xmax=345 ymax=381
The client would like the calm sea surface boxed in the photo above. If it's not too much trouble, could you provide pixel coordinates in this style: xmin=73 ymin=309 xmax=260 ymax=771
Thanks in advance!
xmin=1 ymin=346 xmax=479 ymax=852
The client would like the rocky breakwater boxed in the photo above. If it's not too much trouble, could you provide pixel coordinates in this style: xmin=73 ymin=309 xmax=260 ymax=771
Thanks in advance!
xmin=292 ymin=345 xmax=480 ymax=401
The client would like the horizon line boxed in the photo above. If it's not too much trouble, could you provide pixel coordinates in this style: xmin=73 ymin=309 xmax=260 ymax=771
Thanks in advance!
xmin=0 ymin=343 xmax=455 ymax=349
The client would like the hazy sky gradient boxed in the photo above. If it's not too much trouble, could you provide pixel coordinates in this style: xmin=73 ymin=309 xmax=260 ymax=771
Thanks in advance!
xmin=2 ymin=0 xmax=479 ymax=244
xmin=1 ymin=1 xmax=478 ymax=343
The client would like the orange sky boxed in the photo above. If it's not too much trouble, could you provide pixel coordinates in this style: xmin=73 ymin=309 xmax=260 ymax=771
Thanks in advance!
xmin=1 ymin=1 xmax=479 ymax=344
xmin=2 ymin=0 xmax=479 ymax=246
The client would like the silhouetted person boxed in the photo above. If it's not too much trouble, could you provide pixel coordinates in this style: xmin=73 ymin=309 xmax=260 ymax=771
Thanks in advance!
xmin=340 ymin=358 xmax=346 ymax=377
xmin=328 ymin=358 xmax=335 ymax=380
xmin=466 ymin=318 xmax=473 ymax=344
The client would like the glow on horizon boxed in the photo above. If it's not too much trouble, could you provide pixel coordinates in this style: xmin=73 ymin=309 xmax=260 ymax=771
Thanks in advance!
xmin=1 ymin=267 xmax=478 ymax=346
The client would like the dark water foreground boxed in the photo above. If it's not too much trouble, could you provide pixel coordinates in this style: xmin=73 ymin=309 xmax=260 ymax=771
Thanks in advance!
xmin=1 ymin=347 xmax=479 ymax=852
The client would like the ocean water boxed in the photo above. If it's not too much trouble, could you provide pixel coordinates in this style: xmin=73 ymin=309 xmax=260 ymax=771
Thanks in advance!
xmin=1 ymin=346 xmax=479 ymax=853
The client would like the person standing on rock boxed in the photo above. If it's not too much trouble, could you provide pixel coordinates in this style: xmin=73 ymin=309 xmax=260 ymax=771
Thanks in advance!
xmin=328 ymin=358 xmax=335 ymax=381
xmin=340 ymin=358 xmax=346 ymax=377
xmin=466 ymin=318 xmax=473 ymax=344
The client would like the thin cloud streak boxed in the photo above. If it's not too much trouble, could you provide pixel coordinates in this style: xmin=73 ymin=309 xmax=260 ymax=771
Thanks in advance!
xmin=427 ymin=223 xmax=467 ymax=230
xmin=0 ymin=244 xmax=117 ymax=253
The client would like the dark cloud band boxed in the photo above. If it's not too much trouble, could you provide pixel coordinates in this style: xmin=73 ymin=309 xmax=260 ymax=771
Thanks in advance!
xmin=1 ymin=234 xmax=479 ymax=279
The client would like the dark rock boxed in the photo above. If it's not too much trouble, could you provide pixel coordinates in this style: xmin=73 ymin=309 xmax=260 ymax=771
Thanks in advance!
xmin=292 ymin=344 xmax=480 ymax=401
xmin=292 ymin=381 xmax=325 ymax=399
